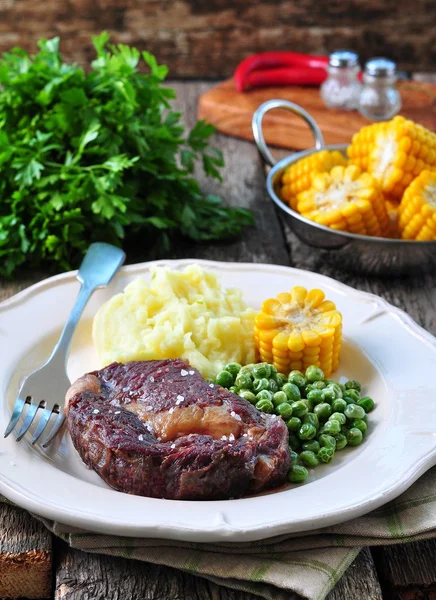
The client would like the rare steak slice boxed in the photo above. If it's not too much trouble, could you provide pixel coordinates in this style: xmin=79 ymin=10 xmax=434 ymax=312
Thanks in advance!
xmin=65 ymin=359 xmax=290 ymax=500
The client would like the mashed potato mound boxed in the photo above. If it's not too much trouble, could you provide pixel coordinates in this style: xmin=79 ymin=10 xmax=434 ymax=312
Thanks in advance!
xmin=92 ymin=265 xmax=256 ymax=379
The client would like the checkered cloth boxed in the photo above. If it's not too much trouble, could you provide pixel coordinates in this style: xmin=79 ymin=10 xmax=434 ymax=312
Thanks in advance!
xmin=3 ymin=465 xmax=436 ymax=600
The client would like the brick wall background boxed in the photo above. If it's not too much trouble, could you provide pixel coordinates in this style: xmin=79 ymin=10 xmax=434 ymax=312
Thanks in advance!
xmin=0 ymin=0 xmax=435 ymax=76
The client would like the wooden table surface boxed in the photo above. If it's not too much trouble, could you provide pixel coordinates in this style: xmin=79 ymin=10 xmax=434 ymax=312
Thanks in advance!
xmin=1 ymin=79 xmax=436 ymax=600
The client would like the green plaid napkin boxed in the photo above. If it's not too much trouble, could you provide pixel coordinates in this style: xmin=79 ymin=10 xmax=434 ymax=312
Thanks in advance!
xmin=4 ymin=465 xmax=436 ymax=600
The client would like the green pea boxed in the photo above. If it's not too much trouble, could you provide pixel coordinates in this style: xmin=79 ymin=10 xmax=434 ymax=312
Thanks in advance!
xmin=286 ymin=417 xmax=302 ymax=432
xmin=331 ymin=383 xmax=344 ymax=398
xmin=273 ymin=373 xmax=288 ymax=388
xmin=332 ymin=399 xmax=347 ymax=413
xmin=352 ymin=419 xmax=368 ymax=434
xmin=225 ymin=363 xmax=242 ymax=378
xmin=239 ymin=365 xmax=253 ymax=377
xmin=256 ymin=390 xmax=273 ymax=402
xmin=344 ymin=404 xmax=365 ymax=420
xmin=314 ymin=403 xmax=332 ymax=421
xmin=329 ymin=412 xmax=346 ymax=425
xmin=302 ymin=440 xmax=320 ymax=453
xmin=276 ymin=403 xmax=293 ymax=420
xmin=317 ymin=446 xmax=334 ymax=463
xmin=324 ymin=379 xmax=336 ymax=387
xmin=282 ymin=383 xmax=301 ymax=402
xmin=338 ymin=383 xmax=346 ymax=394
xmin=216 ymin=370 xmax=234 ymax=388
xmin=298 ymin=423 xmax=317 ymax=440
xmin=358 ymin=396 xmax=375 ymax=413
xmin=288 ymin=370 xmax=306 ymax=388
xmin=346 ymin=427 xmax=363 ymax=446
xmin=322 ymin=387 xmax=336 ymax=403
xmin=318 ymin=434 xmax=336 ymax=449
xmin=303 ymin=398 xmax=314 ymax=412
xmin=305 ymin=365 xmax=325 ymax=382
xmin=253 ymin=378 xmax=269 ymax=393
xmin=299 ymin=450 xmax=319 ymax=468
xmin=307 ymin=389 xmax=325 ymax=405
xmin=290 ymin=450 xmax=299 ymax=463
xmin=344 ymin=388 xmax=360 ymax=403
xmin=345 ymin=379 xmax=361 ymax=392
xmin=303 ymin=412 xmax=319 ymax=429
xmin=321 ymin=419 xmax=341 ymax=436
xmin=255 ymin=398 xmax=274 ymax=413
xmin=252 ymin=363 xmax=269 ymax=379
xmin=288 ymin=464 xmax=308 ymax=483
xmin=229 ymin=386 xmax=239 ymax=394
xmin=268 ymin=379 xmax=279 ymax=393
xmin=238 ymin=390 xmax=257 ymax=404
xmin=235 ymin=373 xmax=253 ymax=390
xmin=272 ymin=391 xmax=288 ymax=407
xmin=312 ymin=380 xmax=326 ymax=390
xmin=291 ymin=400 xmax=308 ymax=418
xmin=335 ymin=433 xmax=348 ymax=450
xmin=362 ymin=414 xmax=369 ymax=424
xmin=344 ymin=396 xmax=356 ymax=405
xmin=289 ymin=434 xmax=301 ymax=451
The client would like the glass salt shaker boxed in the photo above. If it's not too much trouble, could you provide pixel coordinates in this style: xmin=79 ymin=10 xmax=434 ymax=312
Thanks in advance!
xmin=358 ymin=58 xmax=402 ymax=121
xmin=320 ymin=50 xmax=362 ymax=110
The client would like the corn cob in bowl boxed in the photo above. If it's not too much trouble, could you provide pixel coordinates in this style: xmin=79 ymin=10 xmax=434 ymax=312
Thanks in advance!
xmin=255 ymin=98 xmax=436 ymax=273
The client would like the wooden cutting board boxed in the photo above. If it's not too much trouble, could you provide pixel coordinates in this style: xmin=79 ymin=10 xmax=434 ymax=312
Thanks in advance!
xmin=198 ymin=79 xmax=436 ymax=151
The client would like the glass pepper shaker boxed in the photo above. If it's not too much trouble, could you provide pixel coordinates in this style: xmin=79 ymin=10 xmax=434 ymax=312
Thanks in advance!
xmin=320 ymin=50 xmax=362 ymax=110
xmin=358 ymin=58 xmax=402 ymax=121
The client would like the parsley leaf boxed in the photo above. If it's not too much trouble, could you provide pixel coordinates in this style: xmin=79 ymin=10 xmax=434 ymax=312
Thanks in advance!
xmin=0 ymin=33 xmax=253 ymax=277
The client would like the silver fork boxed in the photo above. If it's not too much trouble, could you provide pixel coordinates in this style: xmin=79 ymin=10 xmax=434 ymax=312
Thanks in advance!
xmin=4 ymin=242 xmax=125 ymax=447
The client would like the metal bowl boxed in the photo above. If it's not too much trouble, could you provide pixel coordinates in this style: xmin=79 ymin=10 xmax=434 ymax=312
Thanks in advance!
xmin=252 ymin=99 xmax=436 ymax=275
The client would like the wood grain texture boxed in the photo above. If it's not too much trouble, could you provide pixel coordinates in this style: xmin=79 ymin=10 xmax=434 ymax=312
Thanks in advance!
xmin=0 ymin=0 xmax=435 ymax=77
xmin=373 ymin=540 xmax=436 ymax=599
xmin=198 ymin=79 xmax=436 ymax=150
xmin=0 ymin=503 xmax=52 ymax=599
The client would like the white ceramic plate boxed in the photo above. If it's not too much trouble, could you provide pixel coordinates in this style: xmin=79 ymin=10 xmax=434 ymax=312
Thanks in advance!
xmin=1 ymin=259 xmax=436 ymax=542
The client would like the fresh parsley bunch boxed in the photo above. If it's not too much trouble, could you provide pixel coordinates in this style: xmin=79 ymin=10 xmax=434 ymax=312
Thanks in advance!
xmin=0 ymin=33 xmax=252 ymax=277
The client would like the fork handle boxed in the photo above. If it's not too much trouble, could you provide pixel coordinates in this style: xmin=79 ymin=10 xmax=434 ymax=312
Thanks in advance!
xmin=48 ymin=243 xmax=125 ymax=367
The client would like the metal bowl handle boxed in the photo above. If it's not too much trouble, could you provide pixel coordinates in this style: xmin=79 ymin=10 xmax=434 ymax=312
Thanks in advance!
xmin=252 ymin=100 xmax=325 ymax=167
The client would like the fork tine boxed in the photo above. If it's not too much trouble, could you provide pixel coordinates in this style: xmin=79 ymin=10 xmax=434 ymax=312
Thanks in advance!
xmin=42 ymin=409 xmax=65 ymax=448
xmin=31 ymin=407 xmax=54 ymax=445
xmin=4 ymin=396 xmax=29 ymax=438
xmin=15 ymin=402 xmax=39 ymax=442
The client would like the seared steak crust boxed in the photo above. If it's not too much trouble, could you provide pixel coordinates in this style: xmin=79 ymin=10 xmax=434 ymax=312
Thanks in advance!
xmin=66 ymin=359 xmax=290 ymax=500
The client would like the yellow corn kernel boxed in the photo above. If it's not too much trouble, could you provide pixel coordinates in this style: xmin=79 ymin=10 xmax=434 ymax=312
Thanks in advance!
xmin=280 ymin=150 xmax=347 ymax=210
xmin=397 ymin=170 xmax=436 ymax=240
xmin=296 ymin=165 xmax=391 ymax=237
xmin=348 ymin=116 xmax=436 ymax=199
xmin=253 ymin=286 xmax=342 ymax=377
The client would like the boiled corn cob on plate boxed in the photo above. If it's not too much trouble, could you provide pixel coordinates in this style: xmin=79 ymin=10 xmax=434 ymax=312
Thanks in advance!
xmin=256 ymin=101 xmax=436 ymax=273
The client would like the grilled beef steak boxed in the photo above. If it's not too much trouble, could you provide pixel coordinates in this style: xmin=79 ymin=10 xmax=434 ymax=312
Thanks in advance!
xmin=66 ymin=359 xmax=290 ymax=500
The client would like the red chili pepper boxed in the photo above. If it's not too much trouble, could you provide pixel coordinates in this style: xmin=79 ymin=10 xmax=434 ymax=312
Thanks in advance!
xmin=240 ymin=67 xmax=328 ymax=90
xmin=234 ymin=52 xmax=329 ymax=92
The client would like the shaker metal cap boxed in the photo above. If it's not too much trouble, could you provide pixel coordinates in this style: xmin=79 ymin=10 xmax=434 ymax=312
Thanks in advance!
xmin=329 ymin=50 xmax=359 ymax=68
xmin=365 ymin=57 xmax=397 ymax=77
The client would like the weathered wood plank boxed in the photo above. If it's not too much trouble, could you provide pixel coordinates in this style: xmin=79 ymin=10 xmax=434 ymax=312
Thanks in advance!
xmin=54 ymin=543 xmax=261 ymax=600
xmin=373 ymin=540 xmax=436 ymax=599
xmin=0 ymin=0 xmax=435 ymax=76
xmin=0 ymin=503 xmax=52 ymax=599
xmin=329 ymin=549 xmax=382 ymax=600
